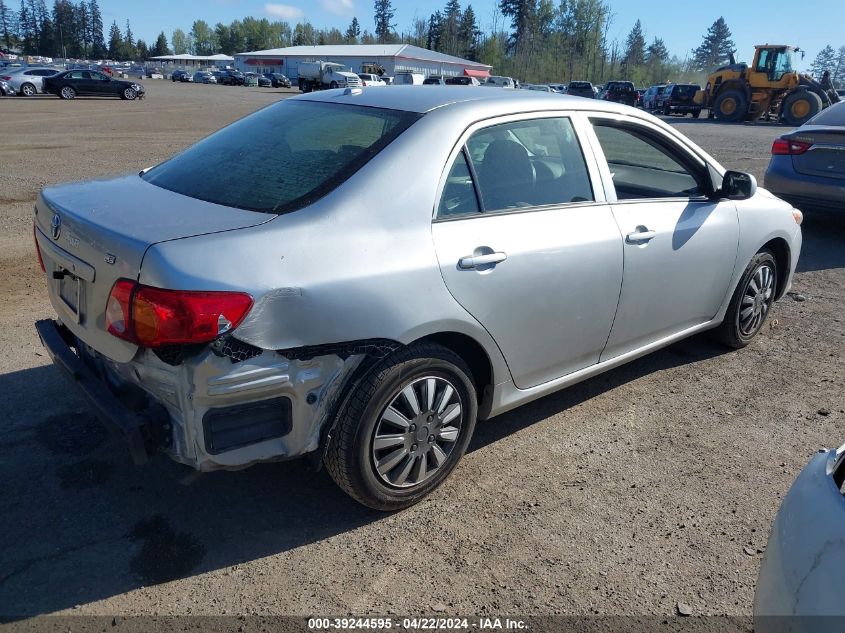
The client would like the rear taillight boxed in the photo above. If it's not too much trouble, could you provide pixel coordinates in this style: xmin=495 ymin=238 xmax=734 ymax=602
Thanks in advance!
xmin=33 ymin=223 xmax=45 ymax=272
xmin=0 ymin=75 xmax=11 ymax=81
xmin=772 ymin=138 xmax=812 ymax=155
xmin=105 ymin=279 xmax=253 ymax=348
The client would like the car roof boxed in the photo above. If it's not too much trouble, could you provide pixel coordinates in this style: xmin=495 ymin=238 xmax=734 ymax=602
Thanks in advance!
xmin=294 ymin=85 xmax=639 ymax=116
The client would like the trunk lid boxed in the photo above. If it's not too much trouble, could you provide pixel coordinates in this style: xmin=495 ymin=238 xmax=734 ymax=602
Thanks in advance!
xmin=789 ymin=126 xmax=845 ymax=180
xmin=35 ymin=174 xmax=273 ymax=362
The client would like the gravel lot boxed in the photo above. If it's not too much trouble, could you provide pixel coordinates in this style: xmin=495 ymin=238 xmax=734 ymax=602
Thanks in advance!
xmin=1 ymin=82 xmax=842 ymax=619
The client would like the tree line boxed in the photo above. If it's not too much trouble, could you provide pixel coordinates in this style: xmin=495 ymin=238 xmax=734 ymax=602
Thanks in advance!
xmin=0 ymin=0 xmax=756 ymax=87
xmin=810 ymin=44 xmax=845 ymax=86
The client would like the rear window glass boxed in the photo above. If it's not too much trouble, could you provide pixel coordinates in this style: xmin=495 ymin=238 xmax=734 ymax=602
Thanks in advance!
xmin=673 ymin=85 xmax=699 ymax=97
xmin=807 ymin=102 xmax=845 ymax=127
xmin=142 ymin=100 xmax=420 ymax=214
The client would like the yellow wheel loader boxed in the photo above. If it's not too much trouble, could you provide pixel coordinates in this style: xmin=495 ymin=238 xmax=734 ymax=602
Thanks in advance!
xmin=695 ymin=45 xmax=838 ymax=125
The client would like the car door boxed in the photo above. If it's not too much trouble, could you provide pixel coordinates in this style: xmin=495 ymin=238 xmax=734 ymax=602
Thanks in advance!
xmin=584 ymin=115 xmax=739 ymax=361
xmin=89 ymin=71 xmax=117 ymax=95
xmin=431 ymin=113 xmax=624 ymax=389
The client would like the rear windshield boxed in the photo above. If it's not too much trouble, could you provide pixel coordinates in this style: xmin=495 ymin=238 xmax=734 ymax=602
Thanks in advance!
xmin=673 ymin=85 xmax=699 ymax=97
xmin=142 ymin=100 xmax=420 ymax=214
xmin=569 ymin=82 xmax=591 ymax=89
xmin=807 ymin=102 xmax=845 ymax=127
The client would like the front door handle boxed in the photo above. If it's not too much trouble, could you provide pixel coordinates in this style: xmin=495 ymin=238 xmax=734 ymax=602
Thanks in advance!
xmin=458 ymin=252 xmax=508 ymax=269
xmin=626 ymin=227 xmax=657 ymax=244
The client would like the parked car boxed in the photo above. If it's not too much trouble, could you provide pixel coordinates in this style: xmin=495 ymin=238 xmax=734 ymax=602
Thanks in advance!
xmin=423 ymin=75 xmax=446 ymax=85
xmin=43 ymin=70 xmax=145 ymax=100
xmin=754 ymin=442 xmax=845 ymax=632
xmin=764 ymin=101 xmax=845 ymax=213
xmin=33 ymin=87 xmax=802 ymax=510
xmin=358 ymin=73 xmax=386 ymax=87
xmin=192 ymin=71 xmax=217 ymax=84
xmin=445 ymin=76 xmax=480 ymax=86
xmin=483 ymin=75 xmax=516 ymax=89
xmin=171 ymin=69 xmax=192 ymax=82
xmin=601 ymin=80 xmax=637 ymax=106
xmin=217 ymin=69 xmax=245 ymax=86
xmin=566 ymin=81 xmax=595 ymax=98
xmin=0 ymin=79 xmax=13 ymax=96
xmin=263 ymin=72 xmax=291 ymax=88
xmin=526 ymin=84 xmax=552 ymax=92
xmin=657 ymin=83 xmax=702 ymax=117
xmin=146 ymin=67 xmax=163 ymax=78
xmin=0 ymin=66 xmax=58 ymax=96
xmin=641 ymin=84 xmax=666 ymax=110
xmin=381 ymin=76 xmax=394 ymax=85
xmin=394 ymin=71 xmax=424 ymax=85
xmin=243 ymin=72 xmax=260 ymax=87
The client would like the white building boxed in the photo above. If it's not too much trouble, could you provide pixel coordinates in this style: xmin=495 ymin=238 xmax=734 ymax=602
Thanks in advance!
xmin=233 ymin=44 xmax=491 ymax=82
xmin=147 ymin=54 xmax=235 ymax=70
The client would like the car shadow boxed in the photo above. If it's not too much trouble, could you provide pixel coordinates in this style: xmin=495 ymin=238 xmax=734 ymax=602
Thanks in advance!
xmin=0 ymin=331 xmax=732 ymax=618
xmin=795 ymin=210 xmax=845 ymax=273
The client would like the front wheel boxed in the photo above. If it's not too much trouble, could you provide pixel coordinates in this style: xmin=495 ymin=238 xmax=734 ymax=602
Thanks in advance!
xmin=330 ymin=81 xmax=338 ymax=89
xmin=714 ymin=249 xmax=778 ymax=348
xmin=121 ymin=87 xmax=137 ymax=100
xmin=324 ymin=343 xmax=478 ymax=511
xmin=781 ymin=91 xmax=822 ymax=126
xmin=59 ymin=86 xmax=76 ymax=100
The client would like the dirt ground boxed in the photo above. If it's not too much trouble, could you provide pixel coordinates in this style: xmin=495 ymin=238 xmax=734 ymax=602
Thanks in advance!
xmin=0 ymin=82 xmax=842 ymax=619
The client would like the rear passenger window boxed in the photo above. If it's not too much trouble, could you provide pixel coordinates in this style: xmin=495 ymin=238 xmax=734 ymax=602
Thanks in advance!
xmin=463 ymin=117 xmax=594 ymax=213
xmin=438 ymin=150 xmax=480 ymax=218
xmin=590 ymin=122 xmax=705 ymax=199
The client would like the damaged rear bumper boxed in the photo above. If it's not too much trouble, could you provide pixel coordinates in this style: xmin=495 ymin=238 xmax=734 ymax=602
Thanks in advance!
xmin=35 ymin=319 xmax=368 ymax=471
xmin=34 ymin=318 xmax=165 ymax=464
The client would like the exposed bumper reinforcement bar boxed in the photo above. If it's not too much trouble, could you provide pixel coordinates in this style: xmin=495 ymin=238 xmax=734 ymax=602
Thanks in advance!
xmin=34 ymin=319 xmax=166 ymax=465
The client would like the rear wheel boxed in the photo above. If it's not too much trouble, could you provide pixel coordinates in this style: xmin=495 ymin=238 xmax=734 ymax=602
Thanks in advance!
xmin=714 ymin=249 xmax=778 ymax=348
xmin=714 ymin=89 xmax=747 ymax=122
xmin=324 ymin=343 xmax=478 ymax=511
xmin=330 ymin=81 xmax=338 ymax=89
xmin=59 ymin=86 xmax=76 ymax=100
xmin=663 ymin=103 xmax=671 ymax=116
xmin=20 ymin=82 xmax=36 ymax=97
xmin=693 ymin=109 xmax=702 ymax=118
xmin=782 ymin=91 xmax=822 ymax=126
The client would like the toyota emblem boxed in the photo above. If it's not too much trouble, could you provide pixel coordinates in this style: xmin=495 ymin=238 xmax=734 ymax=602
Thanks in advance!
xmin=50 ymin=214 xmax=62 ymax=240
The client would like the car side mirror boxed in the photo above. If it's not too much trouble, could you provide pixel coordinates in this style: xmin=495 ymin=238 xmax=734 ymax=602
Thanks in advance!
xmin=720 ymin=170 xmax=757 ymax=200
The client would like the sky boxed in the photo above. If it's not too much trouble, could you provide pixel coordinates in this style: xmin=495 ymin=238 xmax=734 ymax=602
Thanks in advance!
xmin=98 ymin=0 xmax=845 ymax=67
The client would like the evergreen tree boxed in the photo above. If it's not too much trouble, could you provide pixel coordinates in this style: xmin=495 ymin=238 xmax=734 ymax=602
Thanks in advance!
xmin=810 ymin=45 xmax=837 ymax=78
xmin=0 ymin=0 xmax=16 ymax=48
xmin=151 ymin=30 xmax=169 ymax=56
xmin=835 ymin=45 xmax=845 ymax=86
xmin=18 ymin=0 xmax=34 ymax=53
xmin=623 ymin=19 xmax=646 ymax=68
xmin=426 ymin=10 xmax=441 ymax=51
xmin=499 ymin=0 xmax=535 ymax=55
xmin=373 ymin=0 xmax=394 ymax=43
xmin=135 ymin=37 xmax=146 ymax=59
xmin=106 ymin=19 xmax=120 ymax=58
xmin=692 ymin=16 xmax=735 ymax=71
xmin=646 ymin=37 xmax=669 ymax=63
xmin=344 ymin=16 xmax=359 ymax=43
xmin=442 ymin=0 xmax=460 ymax=55
xmin=457 ymin=5 xmax=479 ymax=60
xmin=88 ymin=0 xmax=104 ymax=57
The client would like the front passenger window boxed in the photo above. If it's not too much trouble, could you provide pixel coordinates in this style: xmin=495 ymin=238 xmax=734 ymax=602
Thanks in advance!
xmin=590 ymin=122 xmax=705 ymax=200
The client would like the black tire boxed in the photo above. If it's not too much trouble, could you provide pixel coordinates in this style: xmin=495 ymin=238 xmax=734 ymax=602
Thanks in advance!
xmin=324 ymin=342 xmax=478 ymax=511
xmin=59 ymin=85 xmax=76 ymax=100
xmin=663 ymin=103 xmax=671 ymax=116
xmin=714 ymin=89 xmax=748 ymax=122
xmin=20 ymin=82 xmax=36 ymax=97
xmin=121 ymin=87 xmax=137 ymax=100
xmin=693 ymin=109 xmax=702 ymax=118
xmin=713 ymin=249 xmax=778 ymax=349
xmin=781 ymin=91 xmax=822 ymax=126
xmin=330 ymin=81 xmax=338 ymax=89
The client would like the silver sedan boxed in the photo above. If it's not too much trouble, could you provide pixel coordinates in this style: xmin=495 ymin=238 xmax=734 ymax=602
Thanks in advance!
xmin=34 ymin=87 xmax=803 ymax=509
xmin=1 ymin=66 xmax=58 ymax=96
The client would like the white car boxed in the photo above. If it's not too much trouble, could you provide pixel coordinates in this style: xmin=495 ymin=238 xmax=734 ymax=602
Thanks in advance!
xmin=357 ymin=73 xmax=386 ymax=87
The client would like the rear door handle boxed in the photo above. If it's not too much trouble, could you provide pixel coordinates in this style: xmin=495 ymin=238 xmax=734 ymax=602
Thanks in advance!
xmin=458 ymin=252 xmax=507 ymax=269
xmin=626 ymin=227 xmax=657 ymax=244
